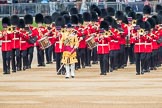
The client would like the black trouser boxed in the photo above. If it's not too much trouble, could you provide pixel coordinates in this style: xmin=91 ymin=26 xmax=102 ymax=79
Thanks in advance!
xmin=12 ymin=48 xmax=20 ymax=71
xmin=110 ymin=50 xmax=118 ymax=70
xmin=2 ymin=51 xmax=11 ymax=74
xmin=143 ymin=53 xmax=151 ymax=71
xmin=124 ymin=46 xmax=130 ymax=65
xmin=151 ymin=50 xmax=158 ymax=68
xmin=27 ymin=46 xmax=34 ymax=67
xmin=119 ymin=45 xmax=125 ymax=67
xmin=92 ymin=47 xmax=98 ymax=62
xmin=135 ymin=53 xmax=145 ymax=74
xmin=53 ymin=45 xmax=56 ymax=61
xmin=55 ymin=52 xmax=63 ymax=72
xmin=19 ymin=50 xmax=27 ymax=69
xmin=37 ymin=46 xmax=45 ymax=65
xmin=85 ymin=48 xmax=91 ymax=66
xmin=77 ymin=48 xmax=86 ymax=68
xmin=129 ymin=44 xmax=135 ymax=64
xmin=45 ymin=45 xmax=53 ymax=63
xmin=99 ymin=54 xmax=108 ymax=74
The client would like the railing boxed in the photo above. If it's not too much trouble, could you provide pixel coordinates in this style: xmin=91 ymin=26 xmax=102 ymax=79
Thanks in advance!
xmin=0 ymin=1 xmax=161 ymax=17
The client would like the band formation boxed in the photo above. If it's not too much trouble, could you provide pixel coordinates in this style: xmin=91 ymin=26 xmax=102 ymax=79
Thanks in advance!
xmin=1 ymin=4 xmax=162 ymax=78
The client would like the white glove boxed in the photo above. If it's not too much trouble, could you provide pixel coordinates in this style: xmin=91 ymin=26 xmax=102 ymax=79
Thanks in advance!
xmin=59 ymin=45 xmax=62 ymax=49
xmin=74 ymin=46 xmax=78 ymax=49
xmin=80 ymin=37 xmax=83 ymax=41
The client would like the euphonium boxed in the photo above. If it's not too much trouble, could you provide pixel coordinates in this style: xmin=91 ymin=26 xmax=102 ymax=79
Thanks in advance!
xmin=7 ymin=26 xmax=13 ymax=34
xmin=132 ymin=20 xmax=136 ymax=26
xmin=138 ymin=29 xmax=145 ymax=35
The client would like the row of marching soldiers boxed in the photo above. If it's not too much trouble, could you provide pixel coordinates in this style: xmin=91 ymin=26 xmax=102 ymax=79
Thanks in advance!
xmin=1 ymin=4 xmax=162 ymax=78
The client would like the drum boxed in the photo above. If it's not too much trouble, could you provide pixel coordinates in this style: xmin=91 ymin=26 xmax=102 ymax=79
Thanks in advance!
xmin=86 ymin=36 xmax=98 ymax=49
xmin=38 ymin=36 xmax=51 ymax=49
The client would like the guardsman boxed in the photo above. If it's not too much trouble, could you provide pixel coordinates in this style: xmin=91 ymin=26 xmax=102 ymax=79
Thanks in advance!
xmin=44 ymin=15 xmax=54 ymax=64
xmin=10 ymin=15 xmax=20 ymax=72
xmin=90 ymin=11 xmax=99 ymax=65
xmin=24 ymin=14 xmax=37 ymax=69
xmin=35 ymin=13 xmax=46 ymax=67
xmin=127 ymin=11 xmax=137 ymax=65
xmin=143 ymin=5 xmax=151 ymax=21
xmin=54 ymin=16 xmax=65 ymax=75
xmin=95 ymin=21 xmax=110 ymax=75
xmin=132 ymin=19 xmax=146 ymax=75
xmin=0 ymin=17 xmax=12 ymax=74
xmin=17 ymin=19 xmax=28 ymax=71
xmin=76 ymin=14 xmax=86 ymax=69
xmin=59 ymin=24 xmax=79 ymax=79
xmin=83 ymin=12 xmax=92 ymax=67
xmin=116 ymin=11 xmax=128 ymax=69
xmin=143 ymin=21 xmax=152 ymax=72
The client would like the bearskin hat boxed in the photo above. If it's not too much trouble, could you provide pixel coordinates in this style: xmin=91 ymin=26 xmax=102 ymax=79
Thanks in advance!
xmin=90 ymin=4 xmax=98 ymax=12
xmin=71 ymin=15 xmax=78 ymax=25
xmin=144 ymin=21 xmax=151 ymax=31
xmin=24 ymin=14 xmax=33 ymax=24
xmin=83 ymin=12 xmax=91 ymax=22
xmin=70 ymin=7 xmax=78 ymax=15
xmin=11 ymin=15 xmax=19 ymax=26
xmin=55 ymin=16 xmax=65 ymax=28
xmin=52 ymin=12 xmax=60 ymax=22
xmin=136 ymin=19 xmax=144 ymax=28
xmin=77 ymin=14 xmax=84 ymax=24
xmin=104 ymin=16 xmax=113 ymax=26
xmin=63 ymin=14 xmax=71 ymax=25
xmin=101 ymin=8 xmax=108 ymax=18
xmin=60 ymin=11 xmax=69 ymax=16
xmin=107 ymin=7 xmax=115 ymax=16
xmin=35 ymin=13 xmax=44 ymax=24
xmin=91 ymin=11 xmax=98 ymax=22
xmin=115 ymin=11 xmax=124 ymax=20
xmin=44 ymin=16 xmax=52 ymax=24
xmin=100 ymin=21 xmax=109 ymax=31
xmin=2 ymin=17 xmax=11 ymax=27
xmin=147 ymin=18 xmax=156 ymax=29
xmin=128 ymin=11 xmax=136 ymax=19
xmin=143 ymin=5 xmax=151 ymax=15
xmin=93 ymin=7 xmax=101 ymax=17
xmin=18 ymin=19 xmax=25 ymax=28
xmin=155 ymin=4 xmax=162 ymax=13
xmin=122 ymin=15 xmax=128 ymax=24
xmin=136 ymin=13 xmax=143 ymax=20
xmin=152 ymin=15 xmax=159 ymax=25
xmin=125 ymin=6 xmax=132 ymax=15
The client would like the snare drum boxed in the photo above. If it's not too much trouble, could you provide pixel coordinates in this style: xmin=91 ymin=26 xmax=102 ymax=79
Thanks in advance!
xmin=86 ymin=36 xmax=98 ymax=49
xmin=38 ymin=36 xmax=51 ymax=49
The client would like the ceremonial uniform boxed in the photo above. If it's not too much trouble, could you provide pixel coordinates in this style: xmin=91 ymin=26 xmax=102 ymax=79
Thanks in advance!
xmin=24 ymin=14 xmax=36 ymax=69
xmin=0 ymin=17 xmax=12 ymax=74
xmin=60 ymin=28 xmax=79 ymax=78
xmin=18 ymin=19 xmax=28 ymax=70
xmin=10 ymin=15 xmax=20 ymax=72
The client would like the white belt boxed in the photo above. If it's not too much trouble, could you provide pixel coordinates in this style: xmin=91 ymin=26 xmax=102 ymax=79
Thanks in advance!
xmin=2 ymin=40 xmax=11 ymax=43
xmin=153 ymin=40 xmax=156 ymax=42
xmin=20 ymin=41 xmax=26 ymax=43
xmin=98 ymin=44 xmax=108 ymax=46
xmin=145 ymin=43 xmax=152 ymax=45
xmin=13 ymin=38 xmax=19 ymax=40
xmin=48 ymin=37 xmax=53 ymax=39
xmin=135 ymin=43 xmax=145 ymax=45
xmin=55 ymin=41 xmax=60 ymax=44
xmin=114 ymin=41 xmax=118 ymax=43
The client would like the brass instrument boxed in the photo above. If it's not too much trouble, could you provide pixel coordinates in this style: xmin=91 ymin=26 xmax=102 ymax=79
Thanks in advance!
xmin=138 ymin=29 xmax=145 ymax=36
xmin=132 ymin=20 xmax=136 ymax=26
xmin=7 ymin=26 xmax=13 ymax=34
xmin=0 ymin=31 xmax=3 ymax=38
